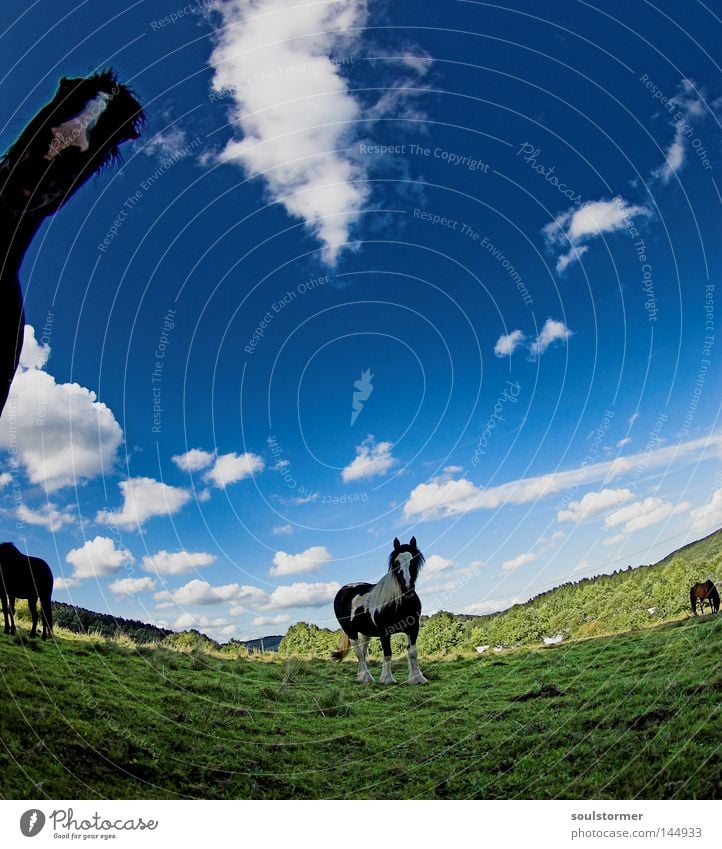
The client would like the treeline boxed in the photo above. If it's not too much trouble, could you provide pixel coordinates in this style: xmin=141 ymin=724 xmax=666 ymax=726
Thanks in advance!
xmin=278 ymin=530 xmax=722 ymax=657
xmin=52 ymin=602 xmax=172 ymax=644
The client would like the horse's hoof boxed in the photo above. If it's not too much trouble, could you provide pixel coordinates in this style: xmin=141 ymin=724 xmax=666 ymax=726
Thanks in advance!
xmin=407 ymin=675 xmax=428 ymax=685
xmin=357 ymin=673 xmax=374 ymax=684
xmin=379 ymin=675 xmax=398 ymax=685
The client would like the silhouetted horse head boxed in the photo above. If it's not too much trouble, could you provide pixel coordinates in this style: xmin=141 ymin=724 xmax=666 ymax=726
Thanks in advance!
xmin=0 ymin=69 xmax=144 ymax=221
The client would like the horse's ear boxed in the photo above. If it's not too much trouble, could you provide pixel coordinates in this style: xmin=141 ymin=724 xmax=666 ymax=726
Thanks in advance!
xmin=410 ymin=536 xmax=417 ymax=551
xmin=393 ymin=537 xmax=401 ymax=551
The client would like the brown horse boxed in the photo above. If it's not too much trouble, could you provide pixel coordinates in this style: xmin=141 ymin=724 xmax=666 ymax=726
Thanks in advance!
xmin=0 ymin=542 xmax=54 ymax=639
xmin=690 ymin=580 xmax=720 ymax=615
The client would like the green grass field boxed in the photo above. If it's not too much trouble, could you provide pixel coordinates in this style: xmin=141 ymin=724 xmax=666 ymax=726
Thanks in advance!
xmin=1 ymin=611 xmax=720 ymax=800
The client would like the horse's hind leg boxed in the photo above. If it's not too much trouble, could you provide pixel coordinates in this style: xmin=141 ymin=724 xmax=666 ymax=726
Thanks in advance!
xmin=28 ymin=597 xmax=38 ymax=638
xmin=0 ymin=594 xmax=9 ymax=634
xmin=354 ymin=634 xmax=374 ymax=684
xmin=379 ymin=632 xmax=397 ymax=684
xmin=8 ymin=596 xmax=16 ymax=636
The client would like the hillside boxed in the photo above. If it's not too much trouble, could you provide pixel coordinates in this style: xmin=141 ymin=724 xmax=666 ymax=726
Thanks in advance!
xmin=279 ymin=528 xmax=722 ymax=656
xmin=0 ymin=614 xmax=720 ymax=799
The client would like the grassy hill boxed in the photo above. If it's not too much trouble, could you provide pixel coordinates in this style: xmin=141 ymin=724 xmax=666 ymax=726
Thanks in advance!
xmin=0 ymin=612 xmax=720 ymax=799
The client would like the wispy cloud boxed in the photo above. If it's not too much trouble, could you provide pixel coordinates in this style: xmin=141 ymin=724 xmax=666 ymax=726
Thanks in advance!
xmin=653 ymin=79 xmax=707 ymax=184
xmin=557 ymin=488 xmax=633 ymax=524
xmin=342 ymin=435 xmax=396 ymax=482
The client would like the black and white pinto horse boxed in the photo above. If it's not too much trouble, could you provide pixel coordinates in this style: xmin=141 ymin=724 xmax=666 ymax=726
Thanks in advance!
xmin=0 ymin=70 xmax=144 ymax=417
xmin=332 ymin=537 xmax=427 ymax=684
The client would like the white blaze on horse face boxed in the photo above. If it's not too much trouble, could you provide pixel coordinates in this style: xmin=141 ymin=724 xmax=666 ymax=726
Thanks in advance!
xmin=396 ymin=551 xmax=413 ymax=588
xmin=45 ymin=92 xmax=111 ymax=160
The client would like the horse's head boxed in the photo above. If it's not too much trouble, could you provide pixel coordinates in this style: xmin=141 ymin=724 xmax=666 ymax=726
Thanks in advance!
xmin=0 ymin=69 xmax=144 ymax=220
xmin=388 ymin=536 xmax=424 ymax=591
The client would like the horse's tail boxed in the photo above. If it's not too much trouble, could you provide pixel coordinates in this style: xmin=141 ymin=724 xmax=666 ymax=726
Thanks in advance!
xmin=711 ymin=584 xmax=721 ymax=614
xmin=690 ymin=585 xmax=697 ymax=615
xmin=41 ymin=595 xmax=53 ymax=636
xmin=331 ymin=632 xmax=351 ymax=662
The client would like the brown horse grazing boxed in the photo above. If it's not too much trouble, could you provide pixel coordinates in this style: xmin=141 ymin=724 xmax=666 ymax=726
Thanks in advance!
xmin=690 ymin=580 xmax=720 ymax=615
xmin=0 ymin=70 xmax=144 ymax=418
xmin=0 ymin=542 xmax=54 ymax=639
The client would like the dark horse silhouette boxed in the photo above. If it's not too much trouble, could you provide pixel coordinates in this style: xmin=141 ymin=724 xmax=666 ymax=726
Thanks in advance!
xmin=0 ymin=542 xmax=54 ymax=639
xmin=0 ymin=70 xmax=144 ymax=417
xmin=690 ymin=580 xmax=720 ymax=615
xmin=332 ymin=537 xmax=427 ymax=684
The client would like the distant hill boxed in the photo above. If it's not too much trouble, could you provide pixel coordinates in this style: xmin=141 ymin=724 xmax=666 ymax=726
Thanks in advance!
xmin=51 ymin=602 xmax=283 ymax=651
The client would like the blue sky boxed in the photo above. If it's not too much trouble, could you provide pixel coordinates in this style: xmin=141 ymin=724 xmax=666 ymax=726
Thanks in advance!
xmin=0 ymin=0 xmax=720 ymax=641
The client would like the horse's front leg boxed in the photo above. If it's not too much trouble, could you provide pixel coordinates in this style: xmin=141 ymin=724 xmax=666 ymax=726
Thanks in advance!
xmin=8 ymin=596 xmax=16 ymax=636
xmin=379 ymin=632 xmax=397 ymax=684
xmin=353 ymin=635 xmax=374 ymax=684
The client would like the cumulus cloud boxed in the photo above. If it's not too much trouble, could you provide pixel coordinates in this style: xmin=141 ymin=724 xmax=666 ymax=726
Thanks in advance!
xmin=204 ymin=452 xmax=264 ymax=488
xmin=155 ymin=579 xmax=267 ymax=607
xmin=461 ymin=595 xmax=526 ymax=615
xmin=603 ymin=496 xmax=691 ymax=542
xmin=494 ymin=330 xmax=526 ymax=357
xmin=501 ymin=552 xmax=535 ymax=572
xmin=689 ymin=488 xmax=722 ymax=532
xmin=66 ymin=536 xmax=134 ymax=580
xmin=543 ymin=197 xmax=651 ymax=272
xmin=423 ymin=554 xmax=455 ymax=577
xmin=253 ymin=614 xmax=290 ymax=627
xmin=557 ymin=488 xmax=634 ymax=524
xmin=16 ymin=502 xmax=75 ymax=532
xmin=529 ymin=318 xmax=573 ymax=357
xmin=109 ymin=576 xmax=157 ymax=596
xmin=264 ymin=581 xmax=341 ymax=609
xmin=653 ymin=79 xmax=707 ymax=183
xmin=208 ymin=0 xmax=370 ymax=264
xmin=0 ymin=326 xmax=123 ymax=490
xmin=270 ymin=545 xmax=332 ymax=576
xmin=172 ymin=448 xmax=215 ymax=472
xmin=142 ymin=550 xmax=216 ymax=576
xmin=342 ymin=436 xmax=396 ymax=482
xmin=96 ymin=477 xmax=190 ymax=530
xmin=404 ymin=431 xmax=722 ymax=522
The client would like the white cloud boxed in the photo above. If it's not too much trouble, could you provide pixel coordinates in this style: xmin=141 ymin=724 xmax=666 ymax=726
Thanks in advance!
xmin=16 ymin=502 xmax=75 ymax=532
xmin=109 ymin=576 xmax=157 ymax=596
xmin=616 ymin=437 xmax=632 ymax=448
xmin=604 ymin=496 xmax=691 ymax=538
xmin=342 ymin=436 xmax=396 ymax=482
xmin=96 ymin=477 xmax=190 ymax=530
xmin=404 ymin=431 xmax=722 ymax=521
xmin=501 ymin=552 xmax=535 ymax=572
xmin=460 ymin=595 xmax=526 ymax=615
xmin=0 ymin=472 xmax=12 ymax=487
xmin=143 ymin=125 xmax=190 ymax=159
xmin=54 ymin=576 xmax=77 ymax=591
xmin=543 ymin=197 xmax=651 ymax=272
xmin=142 ymin=550 xmax=216 ymax=576
xmin=423 ymin=554 xmax=455 ymax=577
xmin=272 ymin=523 xmax=293 ymax=535
xmin=264 ymin=581 xmax=341 ymax=609
xmin=690 ymin=488 xmax=722 ymax=532
xmin=529 ymin=318 xmax=572 ymax=357
xmin=270 ymin=545 xmax=332 ymax=576
xmin=557 ymin=488 xmax=634 ymax=523
xmin=66 ymin=536 xmax=134 ymax=580
xmin=494 ymin=329 xmax=526 ymax=357
xmin=0 ymin=326 xmax=123 ymax=490
xmin=208 ymin=0 xmax=370 ymax=264
xmin=204 ymin=452 xmax=264 ymax=488
xmin=173 ymin=613 xmax=237 ymax=639
xmin=253 ymin=614 xmax=290 ymax=627
xmin=172 ymin=448 xmax=215 ymax=472
xmin=653 ymin=79 xmax=707 ymax=183
xmin=155 ymin=579 xmax=267 ymax=607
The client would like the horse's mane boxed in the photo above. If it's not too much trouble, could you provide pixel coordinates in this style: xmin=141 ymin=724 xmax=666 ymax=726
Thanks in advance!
xmin=366 ymin=571 xmax=404 ymax=622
